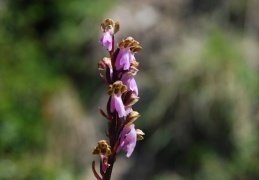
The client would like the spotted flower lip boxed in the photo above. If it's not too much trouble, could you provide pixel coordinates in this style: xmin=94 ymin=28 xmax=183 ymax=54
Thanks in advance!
xmin=117 ymin=124 xmax=137 ymax=158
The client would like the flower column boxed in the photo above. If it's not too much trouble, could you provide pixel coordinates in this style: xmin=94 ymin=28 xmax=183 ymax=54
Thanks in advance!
xmin=92 ymin=19 xmax=144 ymax=180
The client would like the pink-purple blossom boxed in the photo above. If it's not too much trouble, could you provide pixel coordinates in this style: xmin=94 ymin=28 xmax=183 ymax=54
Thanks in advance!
xmin=100 ymin=31 xmax=113 ymax=51
xmin=100 ymin=154 xmax=109 ymax=173
xmin=110 ymin=94 xmax=126 ymax=118
xmin=121 ymin=74 xmax=138 ymax=96
xmin=117 ymin=124 xmax=137 ymax=158
xmin=115 ymin=48 xmax=135 ymax=70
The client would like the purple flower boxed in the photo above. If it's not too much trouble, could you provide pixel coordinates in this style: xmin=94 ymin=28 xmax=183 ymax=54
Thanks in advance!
xmin=100 ymin=31 xmax=113 ymax=51
xmin=121 ymin=74 xmax=138 ymax=96
xmin=92 ymin=140 xmax=111 ymax=174
xmin=115 ymin=48 xmax=135 ymax=70
xmin=117 ymin=124 xmax=137 ymax=158
xmin=110 ymin=94 xmax=126 ymax=118
xmin=100 ymin=154 xmax=109 ymax=173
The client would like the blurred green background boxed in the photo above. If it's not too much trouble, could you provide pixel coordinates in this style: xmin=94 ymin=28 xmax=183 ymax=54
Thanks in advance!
xmin=1 ymin=0 xmax=259 ymax=179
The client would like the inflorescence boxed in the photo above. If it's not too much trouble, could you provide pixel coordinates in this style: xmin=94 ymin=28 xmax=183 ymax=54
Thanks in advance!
xmin=92 ymin=18 xmax=144 ymax=180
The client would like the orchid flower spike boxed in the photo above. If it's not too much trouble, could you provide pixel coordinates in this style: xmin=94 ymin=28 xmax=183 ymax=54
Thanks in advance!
xmin=92 ymin=18 xmax=144 ymax=180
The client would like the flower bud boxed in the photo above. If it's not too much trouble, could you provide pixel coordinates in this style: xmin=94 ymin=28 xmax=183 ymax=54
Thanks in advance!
xmin=123 ymin=91 xmax=139 ymax=107
xmin=136 ymin=129 xmax=145 ymax=141
xmin=125 ymin=111 xmax=140 ymax=127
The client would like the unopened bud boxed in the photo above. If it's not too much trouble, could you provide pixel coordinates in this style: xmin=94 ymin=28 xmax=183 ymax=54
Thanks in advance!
xmin=124 ymin=91 xmax=139 ymax=107
xmin=136 ymin=129 xmax=145 ymax=141
xmin=125 ymin=111 xmax=140 ymax=127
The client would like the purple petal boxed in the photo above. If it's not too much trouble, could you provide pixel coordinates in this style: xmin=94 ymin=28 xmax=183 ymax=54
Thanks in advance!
xmin=100 ymin=31 xmax=113 ymax=51
xmin=121 ymin=74 xmax=138 ymax=96
xmin=110 ymin=94 xmax=126 ymax=118
xmin=100 ymin=154 xmax=109 ymax=173
xmin=115 ymin=48 xmax=135 ymax=70
xmin=117 ymin=124 xmax=137 ymax=157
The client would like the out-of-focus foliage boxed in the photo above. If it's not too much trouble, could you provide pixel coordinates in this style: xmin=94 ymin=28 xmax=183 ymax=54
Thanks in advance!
xmin=0 ymin=0 xmax=113 ymax=179
xmin=127 ymin=28 xmax=259 ymax=179
xmin=117 ymin=0 xmax=259 ymax=179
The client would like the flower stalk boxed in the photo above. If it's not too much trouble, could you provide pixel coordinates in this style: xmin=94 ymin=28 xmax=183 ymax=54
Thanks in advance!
xmin=92 ymin=18 xmax=144 ymax=180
